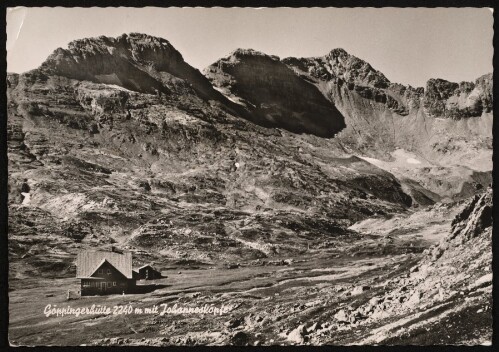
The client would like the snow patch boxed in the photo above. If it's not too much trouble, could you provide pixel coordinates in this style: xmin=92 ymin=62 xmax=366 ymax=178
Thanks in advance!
xmin=213 ymin=86 xmax=244 ymax=105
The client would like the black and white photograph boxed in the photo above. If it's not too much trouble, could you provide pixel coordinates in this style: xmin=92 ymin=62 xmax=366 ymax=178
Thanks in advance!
xmin=5 ymin=6 xmax=494 ymax=346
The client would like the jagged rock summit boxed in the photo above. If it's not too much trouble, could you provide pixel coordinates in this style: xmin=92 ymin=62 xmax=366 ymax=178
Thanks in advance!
xmin=423 ymin=73 xmax=492 ymax=118
xmin=284 ymin=48 xmax=391 ymax=89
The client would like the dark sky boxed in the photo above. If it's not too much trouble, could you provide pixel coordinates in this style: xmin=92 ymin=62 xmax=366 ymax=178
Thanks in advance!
xmin=7 ymin=7 xmax=493 ymax=87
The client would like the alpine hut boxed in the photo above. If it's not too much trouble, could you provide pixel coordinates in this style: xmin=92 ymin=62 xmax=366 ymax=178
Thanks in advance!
xmin=134 ymin=264 xmax=162 ymax=280
xmin=76 ymin=247 xmax=136 ymax=295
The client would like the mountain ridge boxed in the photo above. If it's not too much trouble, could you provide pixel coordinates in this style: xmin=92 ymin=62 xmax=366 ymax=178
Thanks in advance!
xmin=8 ymin=33 xmax=492 ymax=203
xmin=10 ymin=32 xmax=492 ymax=117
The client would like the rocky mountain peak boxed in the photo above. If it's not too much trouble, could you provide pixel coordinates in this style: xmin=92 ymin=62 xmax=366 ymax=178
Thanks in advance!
xmin=66 ymin=32 xmax=173 ymax=52
xmin=327 ymin=47 xmax=349 ymax=58
xmin=282 ymin=48 xmax=390 ymax=90
xmin=38 ymin=33 xmax=229 ymax=102
xmin=44 ymin=33 xmax=184 ymax=74
xmin=214 ymin=48 xmax=281 ymax=66
xmin=204 ymin=47 xmax=346 ymax=137
xmin=282 ymin=47 xmax=492 ymax=120
xmin=323 ymin=48 xmax=391 ymax=89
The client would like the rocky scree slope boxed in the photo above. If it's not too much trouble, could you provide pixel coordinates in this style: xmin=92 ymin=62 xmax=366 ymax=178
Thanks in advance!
xmin=269 ymin=188 xmax=493 ymax=345
xmin=331 ymin=188 xmax=493 ymax=345
xmin=8 ymin=34 xmax=417 ymax=279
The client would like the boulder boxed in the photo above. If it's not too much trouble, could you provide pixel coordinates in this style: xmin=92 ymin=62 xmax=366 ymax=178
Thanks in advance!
xmin=405 ymin=291 xmax=422 ymax=306
xmin=230 ymin=331 xmax=249 ymax=346
xmin=287 ymin=324 xmax=306 ymax=344
xmin=351 ymin=285 xmax=371 ymax=295
xmin=224 ymin=318 xmax=243 ymax=329
xmin=334 ymin=309 xmax=349 ymax=322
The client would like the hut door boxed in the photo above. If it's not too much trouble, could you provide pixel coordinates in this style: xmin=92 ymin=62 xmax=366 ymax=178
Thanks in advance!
xmin=101 ymin=282 xmax=107 ymax=291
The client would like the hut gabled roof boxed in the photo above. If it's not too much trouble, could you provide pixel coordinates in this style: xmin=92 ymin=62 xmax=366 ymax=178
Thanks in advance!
xmin=137 ymin=264 xmax=157 ymax=270
xmin=76 ymin=250 xmax=133 ymax=279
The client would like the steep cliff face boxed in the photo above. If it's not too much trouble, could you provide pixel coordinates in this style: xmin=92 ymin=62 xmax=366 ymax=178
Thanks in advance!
xmin=203 ymin=49 xmax=346 ymax=137
xmin=283 ymin=50 xmax=418 ymax=117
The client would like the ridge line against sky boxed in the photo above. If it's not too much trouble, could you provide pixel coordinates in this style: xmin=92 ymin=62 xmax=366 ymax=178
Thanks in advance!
xmin=6 ymin=7 xmax=493 ymax=87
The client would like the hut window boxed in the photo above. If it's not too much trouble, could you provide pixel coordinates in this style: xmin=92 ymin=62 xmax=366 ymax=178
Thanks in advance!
xmin=107 ymin=269 xmax=111 ymax=274
xmin=98 ymin=269 xmax=103 ymax=274
xmin=83 ymin=281 xmax=90 ymax=287
xmin=113 ymin=282 xmax=116 ymax=286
